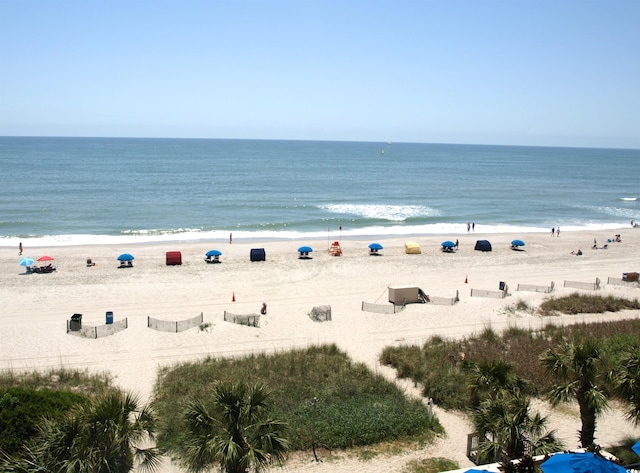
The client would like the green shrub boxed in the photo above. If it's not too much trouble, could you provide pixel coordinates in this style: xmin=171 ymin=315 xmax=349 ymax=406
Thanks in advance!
xmin=0 ymin=387 xmax=87 ymax=455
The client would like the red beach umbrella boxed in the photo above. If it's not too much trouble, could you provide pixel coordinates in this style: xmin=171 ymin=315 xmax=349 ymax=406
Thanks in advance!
xmin=37 ymin=255 xmax=54 ymax=262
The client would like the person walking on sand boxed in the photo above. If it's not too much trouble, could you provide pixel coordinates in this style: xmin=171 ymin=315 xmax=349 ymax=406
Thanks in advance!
xmin=551 ymin=227 xmax=555 ymax=236
xmin=229 ymin=233 xmax=232 ymax=244
xmin=556 ymin=227 xmax=560 ymax=237
xmin=19 ymin=242 xmax=23 ymax=255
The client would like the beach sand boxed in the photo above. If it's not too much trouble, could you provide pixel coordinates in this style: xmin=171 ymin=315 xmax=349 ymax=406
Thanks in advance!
xmin=2 ymin=228 xmax=640 ymax=471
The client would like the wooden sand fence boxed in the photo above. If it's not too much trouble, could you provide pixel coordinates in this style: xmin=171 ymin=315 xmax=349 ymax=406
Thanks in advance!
xmin=361 ymin=301 xmax=404 ymax=314
xmin=516 ymin=281 xmax=555 ymax=293
xmin=148 ymin=312 xmax=204 ymax=332
xmin=224 ymin=311 xmax=260 ymax=327
xmin=428 ymin=290 xmax=460 ymax=305
xmin=470 ymin=285 xmax=509 ymax=299
xmin=67 ymin=318 xmax=128 ymax=339
xmin=607 ymin=276 xmax=640 ymax=288
xmin=563 ymin=278 xmax=601 ymax=291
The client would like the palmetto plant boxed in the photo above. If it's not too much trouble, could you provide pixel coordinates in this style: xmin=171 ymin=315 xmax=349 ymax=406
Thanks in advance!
xmin=467 ymin=359 xmax=562 ymax=464
xmin=612 ymin=346 xmax=640 ymax=425
xmin=182 ymin=381 xmax=289 ymax=473
xmin=33 ymin=391 xmax=161 ymax=472
xmin=540 ymin=338 xmax=609 ymax=448
xmin=470 ymin=393 xmax=563 ymax=464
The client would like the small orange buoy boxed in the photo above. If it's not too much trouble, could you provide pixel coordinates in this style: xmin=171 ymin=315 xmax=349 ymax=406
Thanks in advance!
xmin=232 ymin=292 xmax=236 ymax=302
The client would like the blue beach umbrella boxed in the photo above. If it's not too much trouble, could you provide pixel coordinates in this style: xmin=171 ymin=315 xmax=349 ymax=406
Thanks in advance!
xmin=298 ymin=246 xmax=313 ymax=253
xmin=633 ymin=439 xmax=640 ymax=456
xmin=117 ymin=253 xmax=134 ymax=261
xmin=19 ymin=257 xmax=34 ymax=267
xmin=206 ymin=249 xmax=222 ymax=257
xmin=511 ymin=239 xmax=525 ymax=247
xmin=441 ymin=240 xmax=456 ymax=248
xmin=368 ymin=243 xmax=383 ymax=250
xmin=541 ymin=452 xmax=628 ymax=473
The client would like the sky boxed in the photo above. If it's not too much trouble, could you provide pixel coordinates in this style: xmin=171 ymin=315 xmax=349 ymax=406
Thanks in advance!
xmin=1 ymin=1 xmax=639 ymax=148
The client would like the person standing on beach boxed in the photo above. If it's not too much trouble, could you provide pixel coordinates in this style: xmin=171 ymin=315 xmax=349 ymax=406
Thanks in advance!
xmin=472 ymin=222 xmax=475 ymax=231
xmin=19 ymin=242 xmax=23 ymax=255
xmin=556 ymin=227 xmax=560 ymax=237
xmin=551 ymin=227 xmax=555 ymax=236
xmin=229 ymin=233 xmax=232 ymax=244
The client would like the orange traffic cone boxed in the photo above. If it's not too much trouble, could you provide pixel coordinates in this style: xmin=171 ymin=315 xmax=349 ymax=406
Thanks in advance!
xmin=232 ymin=292 xmax=236 ymax=302
xmin=464 ymin=275 xmax=468 ymax=284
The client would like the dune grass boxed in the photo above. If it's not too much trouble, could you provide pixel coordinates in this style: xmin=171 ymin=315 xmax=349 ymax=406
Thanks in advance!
xmin=153 ymin=344 xmax=442 ymax=454
xmin=381 ymin=317 xmax=640 ymax=410
xmin=538 ymin=292 xmax=640 ymax=316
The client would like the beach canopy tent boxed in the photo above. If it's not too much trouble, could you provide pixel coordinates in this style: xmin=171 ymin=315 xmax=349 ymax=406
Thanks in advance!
xmin=368 ymin=242 xmax=383 ymax=255
xmin=205 ymin=249 xmax=222 ymax=263
xmin=511 ymin=239 xmax=525 ymax=247
xmin=541 ymin=452 xmax=628 ymax=473
xmin=250 ymin=248 xmax=266 ymax=261
xmin=166 ymin=251 xmax=182 ymax=265
xmin=474 ymin=240 xmax=492 ymax=252
xmin=298 ymin=246 xmax=313 ymax=258
xmin=404 ymin=241 xmax=421 ymax=254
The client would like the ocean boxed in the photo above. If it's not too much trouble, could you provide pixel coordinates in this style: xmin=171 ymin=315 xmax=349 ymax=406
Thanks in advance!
xmin=0 ymin=137 xmax=638 ymax=247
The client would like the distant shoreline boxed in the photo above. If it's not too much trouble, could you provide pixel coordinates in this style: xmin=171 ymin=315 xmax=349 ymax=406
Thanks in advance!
xmin=1 ymin=224 xmax=634 ymax=249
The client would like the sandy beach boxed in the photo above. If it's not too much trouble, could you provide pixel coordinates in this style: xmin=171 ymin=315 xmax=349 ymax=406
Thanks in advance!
xmin=2 ymin=228 xmax=640 ymax=472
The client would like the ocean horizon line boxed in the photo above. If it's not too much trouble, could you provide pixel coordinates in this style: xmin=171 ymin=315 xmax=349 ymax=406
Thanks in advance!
xmin=1 ymin=135 xmax=638 ymax=151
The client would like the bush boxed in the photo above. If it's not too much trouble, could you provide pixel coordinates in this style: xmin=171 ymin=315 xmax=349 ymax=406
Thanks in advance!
xmin=0 ymin=387 xmax=87 ymax=455
xmin=154 ymin=344 xmax=442 ymax=453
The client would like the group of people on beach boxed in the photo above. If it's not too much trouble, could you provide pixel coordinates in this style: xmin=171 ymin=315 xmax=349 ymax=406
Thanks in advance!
xmin=574 ymin=233 xmax=625 ymax=255
xmin=551 ymin=227 xmax=560 ymax=237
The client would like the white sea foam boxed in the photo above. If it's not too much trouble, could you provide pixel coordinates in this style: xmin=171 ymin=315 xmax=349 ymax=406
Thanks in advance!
xmin=1 ymin=221 xmax=631 ymax=247
xmin=620 ymin=197 xmax=638 ymax=201
xmin=320 ymin=204 xmax=439 ymax=221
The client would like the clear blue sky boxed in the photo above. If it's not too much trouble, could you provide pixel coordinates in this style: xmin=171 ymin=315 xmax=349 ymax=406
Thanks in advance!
xmin=1 ymin=1 xmax=638 ymax=148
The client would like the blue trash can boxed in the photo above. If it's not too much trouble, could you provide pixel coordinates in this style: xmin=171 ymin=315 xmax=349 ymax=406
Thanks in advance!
xmin=499 ymin=281 xmax=505 ymax=290
xmin=106 ymin=311 xmax=113 ymax=324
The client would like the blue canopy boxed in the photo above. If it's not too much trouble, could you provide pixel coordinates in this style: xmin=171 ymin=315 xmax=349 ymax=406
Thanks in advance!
xmin=206 ymin=249 xmax=222 ymax=257
xmin=117 ymin=253 xmax=134 ymax=261
xmin=368 ymin=243 xmax=383 ymax=250
xmin=298 ymin=246 xmax=313 ymax=253
xmin=633 ymin=438 xmax=640 ymax=456
xmin=511 ymin=239 xmax=525 ymax=247
xmin=441 ymin=240 xmax=456 ymax=248
xmin=541 ymin=452 xmax=628 ymax=473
